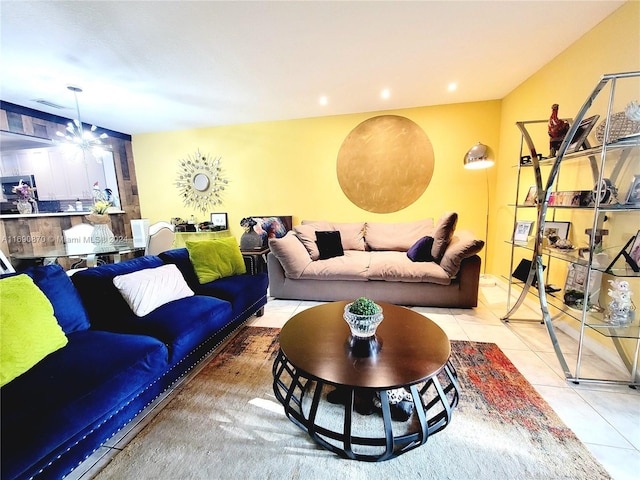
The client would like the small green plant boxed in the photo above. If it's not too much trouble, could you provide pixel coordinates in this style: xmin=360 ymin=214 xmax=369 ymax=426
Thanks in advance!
xmin=348 ymin=297 xmax=379 ymax=316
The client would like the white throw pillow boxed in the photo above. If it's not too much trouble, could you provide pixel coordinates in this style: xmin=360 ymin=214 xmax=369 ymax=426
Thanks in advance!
xmin=113 ymin=264 xmax=194 ymax=317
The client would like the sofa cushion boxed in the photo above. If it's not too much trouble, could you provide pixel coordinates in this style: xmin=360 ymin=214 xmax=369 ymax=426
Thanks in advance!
xmin=113 ymin=264 xmax=194 ymax=317
xmin=15 ymin=264 xmax=91 ymax=334
xmin=186 ymin=237 xmax=246 ymax=283
xmin=316 ymin=230 xmax=344 ymax=259
xmin=299 ymin=251 xmax=371 ymax=281
xmin=268 ymin=231 xmax=312 ymax=279
xmin=129 ymin=295 xmax=232 ymax=363
xmin=193 ymin=273 xmax=269 ymax=323
xmin=439 ymin=230 xmax=485 ymax=276
xmin=331 ymin=222 xmax=366 ymax=251
xmin=158 ymin=248 xmax=200 ymax=287
xmin=407 ymin=236 xmax=435 ymax=262
xmin=431 ymin=212 xmax=458 ymax=261
xmin=365 ymin=219 xmax=434 ymax=251
xmin=1 ymin=330 xmax=168 ymax=480
xmin=367 ymin=251 xmax=451 ymax=284
xmin=0 ymin=274 xmax=68 ymax=386
xmin=295 ymin=222 xmax=331 ymax=260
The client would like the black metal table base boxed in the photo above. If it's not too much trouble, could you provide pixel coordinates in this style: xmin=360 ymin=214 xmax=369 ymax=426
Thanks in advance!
xmin=272 ymin=349 xmax=460 ymax=462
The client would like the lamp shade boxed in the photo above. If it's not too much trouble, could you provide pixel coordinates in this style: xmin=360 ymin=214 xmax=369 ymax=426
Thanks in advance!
xmin=463 ymin=142 xmax=494 ymax=170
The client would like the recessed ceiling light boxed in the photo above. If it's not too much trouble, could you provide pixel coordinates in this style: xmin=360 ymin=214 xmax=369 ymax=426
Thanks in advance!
xmin=319 ymin=96 xmax=328 ymax=106
xmin=381 ymin=89 xmax=390 ymax=99
xmin=448 ymin=83 xmax=457 ymax=92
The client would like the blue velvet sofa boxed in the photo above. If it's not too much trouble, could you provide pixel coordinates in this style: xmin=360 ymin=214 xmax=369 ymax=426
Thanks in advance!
xmin=1 ymin=250 xmax=268 ymax=480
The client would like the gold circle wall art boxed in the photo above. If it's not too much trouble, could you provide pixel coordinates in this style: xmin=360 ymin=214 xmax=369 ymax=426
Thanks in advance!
xmin=336 ymin=115 xmax=434 ymax=213
xmin=175 ymin=150 xmax=228 ymax=214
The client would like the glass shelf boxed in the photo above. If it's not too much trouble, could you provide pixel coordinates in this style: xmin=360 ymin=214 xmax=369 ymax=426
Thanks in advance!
xmin=505 ymin=278 xmax=640 ymax=339
xmin=516 ymin=139 xmax=639 ymax=168
xmin=506 ymin=240 xmax=640 ymax=277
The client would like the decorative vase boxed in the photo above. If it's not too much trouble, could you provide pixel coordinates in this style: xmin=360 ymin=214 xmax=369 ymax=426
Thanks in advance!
xmin=343 ymin=302 xmax=384 ymax=338
xmin=86 ymin=214 xmax=115 ymax=245
xmin=91 ymin=223 xmax=115 ymax=245
xmin=16 ymin=199 xmax=32 ymax=214
xmin=240 ymin=229 xmax=263 ymax=250
xmin=344 ymin=302 xmax=384 ymax=357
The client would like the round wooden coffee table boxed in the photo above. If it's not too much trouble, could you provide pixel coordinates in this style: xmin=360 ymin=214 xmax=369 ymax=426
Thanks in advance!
xmin=272 ymin=301 xmax=459 ymax=461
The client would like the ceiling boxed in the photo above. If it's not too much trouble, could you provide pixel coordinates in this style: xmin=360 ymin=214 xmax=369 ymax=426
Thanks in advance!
xmin=0 ymin=1 xmax=625 ymax=136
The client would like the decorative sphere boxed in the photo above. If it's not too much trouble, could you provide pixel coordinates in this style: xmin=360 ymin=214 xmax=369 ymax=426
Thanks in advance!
xmin=343 ymin=302 xmax=384 ymax=338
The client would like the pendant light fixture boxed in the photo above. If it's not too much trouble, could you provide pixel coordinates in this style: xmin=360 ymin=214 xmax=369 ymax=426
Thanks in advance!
xmin=56 ymin=86 xmax=108 ymax=160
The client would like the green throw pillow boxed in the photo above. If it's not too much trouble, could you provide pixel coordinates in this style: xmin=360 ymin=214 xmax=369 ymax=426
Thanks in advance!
xmin=1 ymin=274 xmax=68 ymax=386
xmin=186 ymin=237 xmax=247 ymax=283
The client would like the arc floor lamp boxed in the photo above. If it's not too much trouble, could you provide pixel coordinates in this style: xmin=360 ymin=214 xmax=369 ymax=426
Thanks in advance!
xmin=463 ymin=142 xmax=495 ymax=285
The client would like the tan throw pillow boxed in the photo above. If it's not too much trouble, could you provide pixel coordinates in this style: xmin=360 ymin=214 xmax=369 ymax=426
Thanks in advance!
xmin=439 ymin=230 xmax=484 ymax=276
xmin=331 ymin=222 xmax=366 ymax=251
xmin=269 ymin=232 xmax=312 ymax=279
xmin=294 ymin=223 xmax=331 ymax=260
xmin=431 ymin=212 xmax=458 ymax=261
xmin=365 ymin=219 xmax=434 ymax=251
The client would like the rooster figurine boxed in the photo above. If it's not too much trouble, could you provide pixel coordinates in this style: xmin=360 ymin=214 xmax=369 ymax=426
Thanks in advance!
xmin=548 ymin=104 xmax=570 ymax=157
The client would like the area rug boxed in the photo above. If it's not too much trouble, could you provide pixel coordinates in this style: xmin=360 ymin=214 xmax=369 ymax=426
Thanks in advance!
xmin=94 ymin=326 xmax=610 ymax=480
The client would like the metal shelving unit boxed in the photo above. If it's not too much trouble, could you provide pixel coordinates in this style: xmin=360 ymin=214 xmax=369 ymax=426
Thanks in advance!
xmin=502 ymin=72 xmax=640 ymax=386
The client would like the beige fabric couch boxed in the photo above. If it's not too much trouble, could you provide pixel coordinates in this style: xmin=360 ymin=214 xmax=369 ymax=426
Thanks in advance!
xmin=267 ymin=213 xmax=484 ymax=308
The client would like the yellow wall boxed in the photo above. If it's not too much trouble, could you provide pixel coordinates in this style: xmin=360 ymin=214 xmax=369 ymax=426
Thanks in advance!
xmin=133 ymin=101 xmax=501 ymax=242
xmin=494 ymin=0 xmax=639 ymax=277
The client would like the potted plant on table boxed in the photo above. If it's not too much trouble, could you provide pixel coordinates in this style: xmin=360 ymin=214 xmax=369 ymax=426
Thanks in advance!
xmin=86 ymin=201 xmax=115 ymax=245
xmin=343 ymin=297 xmax=383 ymax=338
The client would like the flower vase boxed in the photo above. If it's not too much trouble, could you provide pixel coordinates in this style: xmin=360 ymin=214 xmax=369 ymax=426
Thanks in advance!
xmin=90 ymin=222 xmax=115 ymax=245
xmin=16 ymin=199 xmax=32 ymax=214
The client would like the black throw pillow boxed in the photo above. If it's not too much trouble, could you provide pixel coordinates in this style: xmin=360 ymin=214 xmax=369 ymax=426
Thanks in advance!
xmin=315 ymin=231 xmax=344 ymax=260
xmin=407 ymin=235 xmax=435 ymax=262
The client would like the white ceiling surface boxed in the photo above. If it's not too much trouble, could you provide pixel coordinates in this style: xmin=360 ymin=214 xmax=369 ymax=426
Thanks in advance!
xmin=0 ymin=1 xmax=625 ymax=135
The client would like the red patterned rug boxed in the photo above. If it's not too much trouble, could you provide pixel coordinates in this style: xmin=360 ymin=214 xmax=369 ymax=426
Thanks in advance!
xmin=94 ymin=326 xmax=611 ymax=479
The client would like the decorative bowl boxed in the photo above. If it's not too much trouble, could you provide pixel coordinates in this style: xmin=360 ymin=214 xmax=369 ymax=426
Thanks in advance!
xmin=343 ymin=302 xmax=384 ymax=338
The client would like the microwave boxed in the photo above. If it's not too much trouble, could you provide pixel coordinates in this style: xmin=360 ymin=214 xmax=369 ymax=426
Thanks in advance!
xmin=1 ymin=174 xmax=38 ymax=201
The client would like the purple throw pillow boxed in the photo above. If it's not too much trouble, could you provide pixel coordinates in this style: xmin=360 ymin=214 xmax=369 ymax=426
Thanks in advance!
xmin=407 ymin=236 xmax=434 ymax=262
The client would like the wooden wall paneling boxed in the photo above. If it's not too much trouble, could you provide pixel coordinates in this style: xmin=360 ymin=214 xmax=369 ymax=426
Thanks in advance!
xmin=1 ymin=103 xmax=142 ymax=253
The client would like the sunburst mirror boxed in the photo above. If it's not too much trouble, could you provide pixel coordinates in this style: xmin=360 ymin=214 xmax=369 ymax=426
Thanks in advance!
xmin=175 ymin=150 xmax=228 ymax=214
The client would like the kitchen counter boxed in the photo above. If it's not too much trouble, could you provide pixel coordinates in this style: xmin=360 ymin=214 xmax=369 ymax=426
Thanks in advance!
xmin=0 ymin=210 xmax=125 ymax=219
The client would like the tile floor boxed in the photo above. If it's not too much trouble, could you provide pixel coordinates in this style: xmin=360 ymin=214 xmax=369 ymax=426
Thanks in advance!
xmin=76 ymin=278 xmax=639 ymax=480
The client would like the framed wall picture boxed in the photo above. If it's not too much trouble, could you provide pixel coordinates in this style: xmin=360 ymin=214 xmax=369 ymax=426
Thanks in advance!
xmin=523 ymin=186 xmax=537 ymax=205
xmin=513 ymin=220 xmax=534 ymax=242
xmin=210 ymin=212 xmax=228 ymax=230
xmin=543 ymin=221 xmax=570 ymax=243
xmin=566 ymin=114 xmax=600 ymax=153
xmin=624 ymin=175 xmax=640 ymax=206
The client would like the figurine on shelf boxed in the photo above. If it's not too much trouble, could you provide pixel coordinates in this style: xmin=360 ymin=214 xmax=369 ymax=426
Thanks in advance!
xmin=604 ymin=280 xmax=635 ymax=326
xmin=548 ymin=104 xmax=570 ymax=157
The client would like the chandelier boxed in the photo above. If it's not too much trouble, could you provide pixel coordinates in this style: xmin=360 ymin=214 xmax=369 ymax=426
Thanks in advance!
xmin=55 ymin=86 xmax=108 ymax=160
